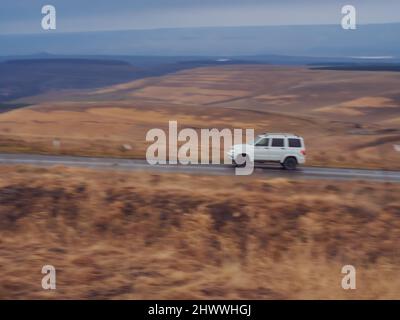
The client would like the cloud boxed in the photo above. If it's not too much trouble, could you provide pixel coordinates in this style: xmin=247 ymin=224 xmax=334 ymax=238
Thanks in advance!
xmin=0 ymin=0 xmax=399 ymax=34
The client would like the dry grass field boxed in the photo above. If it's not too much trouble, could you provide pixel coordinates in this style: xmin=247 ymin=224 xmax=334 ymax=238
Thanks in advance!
xmin=0 ymin=166 xmax=399 ymax=299
xmin=0 ymin=65 xmax=399 ymax=169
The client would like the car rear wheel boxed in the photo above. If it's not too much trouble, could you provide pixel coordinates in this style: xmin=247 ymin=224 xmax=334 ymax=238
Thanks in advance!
xmin=283 ymin=157 xmax=297 ymax=170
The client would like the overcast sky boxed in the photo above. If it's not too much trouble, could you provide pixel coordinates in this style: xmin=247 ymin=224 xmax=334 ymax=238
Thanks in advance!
xmin=1 ymin=0 xmax=399 ymax=34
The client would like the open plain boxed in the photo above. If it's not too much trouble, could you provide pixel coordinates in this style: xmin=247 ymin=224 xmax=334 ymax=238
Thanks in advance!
xmin=0 ymin=65 xmax=399 ymax=169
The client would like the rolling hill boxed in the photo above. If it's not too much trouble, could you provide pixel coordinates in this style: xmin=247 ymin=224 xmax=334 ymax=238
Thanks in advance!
xmin=0 ymin=64 xmax=398 ymax=169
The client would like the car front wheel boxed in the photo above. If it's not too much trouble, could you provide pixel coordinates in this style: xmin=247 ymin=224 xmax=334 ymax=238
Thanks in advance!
xmin=234 ymin=154 xmax=250 ymax=167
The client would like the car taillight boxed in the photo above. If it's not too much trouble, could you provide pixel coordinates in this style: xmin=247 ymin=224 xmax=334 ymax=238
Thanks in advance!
xmin=300 ymin=150 xmax=306 ymax=155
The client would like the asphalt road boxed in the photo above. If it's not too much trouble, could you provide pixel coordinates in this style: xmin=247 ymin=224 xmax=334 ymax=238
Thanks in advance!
xmin=0 ymin=153 xmax=399 ymax=182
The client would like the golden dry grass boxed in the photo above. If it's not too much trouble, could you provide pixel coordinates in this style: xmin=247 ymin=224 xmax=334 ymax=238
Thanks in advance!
xmin=0 ymin=165 xmax=399 ymax=299
xmin=0 ymin=102 xmax=398 ymax=169
xmin=316 ymin=97 xmax=400 ymax=116
xmin=1 ymin=65 xmax=399 ymax=169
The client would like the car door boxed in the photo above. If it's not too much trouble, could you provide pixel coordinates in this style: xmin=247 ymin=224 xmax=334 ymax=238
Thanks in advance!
xmin=253 ymin=137 xmax=270 ymax=160
xmin=269 ymin=137 xmax=286 ymax=161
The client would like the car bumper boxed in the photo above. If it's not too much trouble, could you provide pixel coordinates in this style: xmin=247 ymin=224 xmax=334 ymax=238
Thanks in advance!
xmin=297 ymin=156 xmax=306 ymax=164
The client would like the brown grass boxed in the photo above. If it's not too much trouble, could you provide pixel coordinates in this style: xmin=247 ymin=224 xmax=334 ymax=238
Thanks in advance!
xmin=1 ymin=65 xmax=399 ymax=169
xmin=0 ymin=103 xmax=399 ymax=169
xmin=0 ymin=165 xmax=399 ymax=299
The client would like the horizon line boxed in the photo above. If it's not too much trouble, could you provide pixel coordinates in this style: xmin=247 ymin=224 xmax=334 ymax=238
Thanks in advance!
xmin=1 ymin=21 xmax=400 ymax=36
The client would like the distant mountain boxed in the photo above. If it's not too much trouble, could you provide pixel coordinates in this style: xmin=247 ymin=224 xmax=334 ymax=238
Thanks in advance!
xmin=0 ymin=57 xmax=267 ymax=103
xmin=1 ymin=23 xmax=399 ymax=57
xmin=0 ymin=58 xmax=143 ymax=103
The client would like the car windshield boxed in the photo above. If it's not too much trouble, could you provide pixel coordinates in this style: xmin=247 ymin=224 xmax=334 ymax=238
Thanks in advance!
xmin=249 ymin=136 xmax=264 ymax=145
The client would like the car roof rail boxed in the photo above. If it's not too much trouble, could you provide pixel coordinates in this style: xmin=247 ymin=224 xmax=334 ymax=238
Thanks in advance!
xmin=263 ymin=132 xmax=298 ymax=136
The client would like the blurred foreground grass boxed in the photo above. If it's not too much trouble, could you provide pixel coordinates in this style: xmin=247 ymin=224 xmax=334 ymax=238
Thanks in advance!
xmin=0 ymin=165 xmax=399 ymax=299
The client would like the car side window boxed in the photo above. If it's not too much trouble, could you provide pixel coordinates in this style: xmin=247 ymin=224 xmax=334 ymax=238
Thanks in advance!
xmin=255 ymin=138 xmax=269 ymax=146
xmin=271 ymin=138 xmax=284 ymax=147
xmin=288 ymin=138 xmax=301 ymax=148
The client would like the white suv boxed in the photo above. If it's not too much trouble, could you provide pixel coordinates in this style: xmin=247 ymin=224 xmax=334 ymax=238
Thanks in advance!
xmin=228 ymin=133 xmax=306 ymax=170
